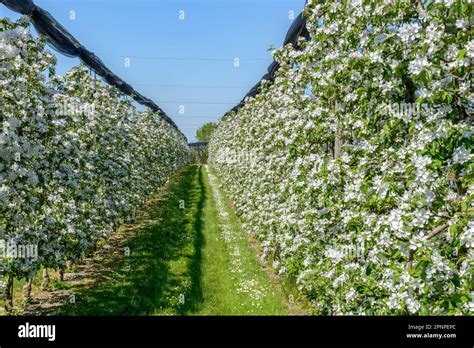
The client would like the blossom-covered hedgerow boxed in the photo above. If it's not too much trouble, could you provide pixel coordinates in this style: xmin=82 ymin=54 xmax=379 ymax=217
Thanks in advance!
xmin=209 ymin=0 xmax=472 ymax=315
xmin=0 ymin=18 xmax=190 ymax=293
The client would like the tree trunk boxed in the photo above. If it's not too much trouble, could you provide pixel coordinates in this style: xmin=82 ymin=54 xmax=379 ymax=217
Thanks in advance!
xmin=5 ymin=274 xmax=14 ymax=312
xmin=41 ymin=268 xmax=49 ymax=290
xmin=334 ymin=127 xmax=343 ymax=159
xmin=23 ymin=277 xmax=33 ymax=300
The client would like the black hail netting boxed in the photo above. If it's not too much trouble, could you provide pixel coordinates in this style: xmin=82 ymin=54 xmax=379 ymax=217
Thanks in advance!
xmin=2 ymin=0 xmax=309 ymax=131
xmin=1 ymin=0 xmax=180 ymax=133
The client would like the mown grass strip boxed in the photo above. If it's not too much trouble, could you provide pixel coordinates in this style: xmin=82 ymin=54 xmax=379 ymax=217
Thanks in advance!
xmin=8 ymin=165 xmax=293 ymax=315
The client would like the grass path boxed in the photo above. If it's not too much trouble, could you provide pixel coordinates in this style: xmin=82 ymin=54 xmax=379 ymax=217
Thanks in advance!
xmin=196 ymin=165 xmax=289 ymax=314
xmin=18 ymin=165 xmax=298 ymax=315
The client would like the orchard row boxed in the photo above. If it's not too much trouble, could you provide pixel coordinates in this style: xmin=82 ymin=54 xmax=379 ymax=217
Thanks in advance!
xmin=209 ymin=0 xmax=473 ymax=315
xmin=1 ymin=17 xmax=190 ymax=308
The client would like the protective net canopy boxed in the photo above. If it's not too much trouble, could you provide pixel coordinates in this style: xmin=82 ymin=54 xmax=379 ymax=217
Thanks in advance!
xmin=1 ymin=0 xmax=180 ymax=131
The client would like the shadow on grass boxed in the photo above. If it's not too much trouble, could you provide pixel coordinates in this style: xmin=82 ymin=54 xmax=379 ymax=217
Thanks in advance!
xmin=56 ymin=165 xmax=206 ymax=315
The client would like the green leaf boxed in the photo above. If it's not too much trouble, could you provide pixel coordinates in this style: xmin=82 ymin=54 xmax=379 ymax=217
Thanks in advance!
xmin=457 ymin=49 xmax=466 ymax=60
xmin=451 ymin=274 xmax=461 ymax=288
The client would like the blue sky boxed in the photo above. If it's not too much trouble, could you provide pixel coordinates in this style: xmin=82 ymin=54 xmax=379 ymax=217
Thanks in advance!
xmin=1 ymin=0 xmax=305 ymax=141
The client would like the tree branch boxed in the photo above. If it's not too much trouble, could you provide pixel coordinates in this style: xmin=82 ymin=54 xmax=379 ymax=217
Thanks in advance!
xmin=407 ymin=222 xmax=450 ymax=270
